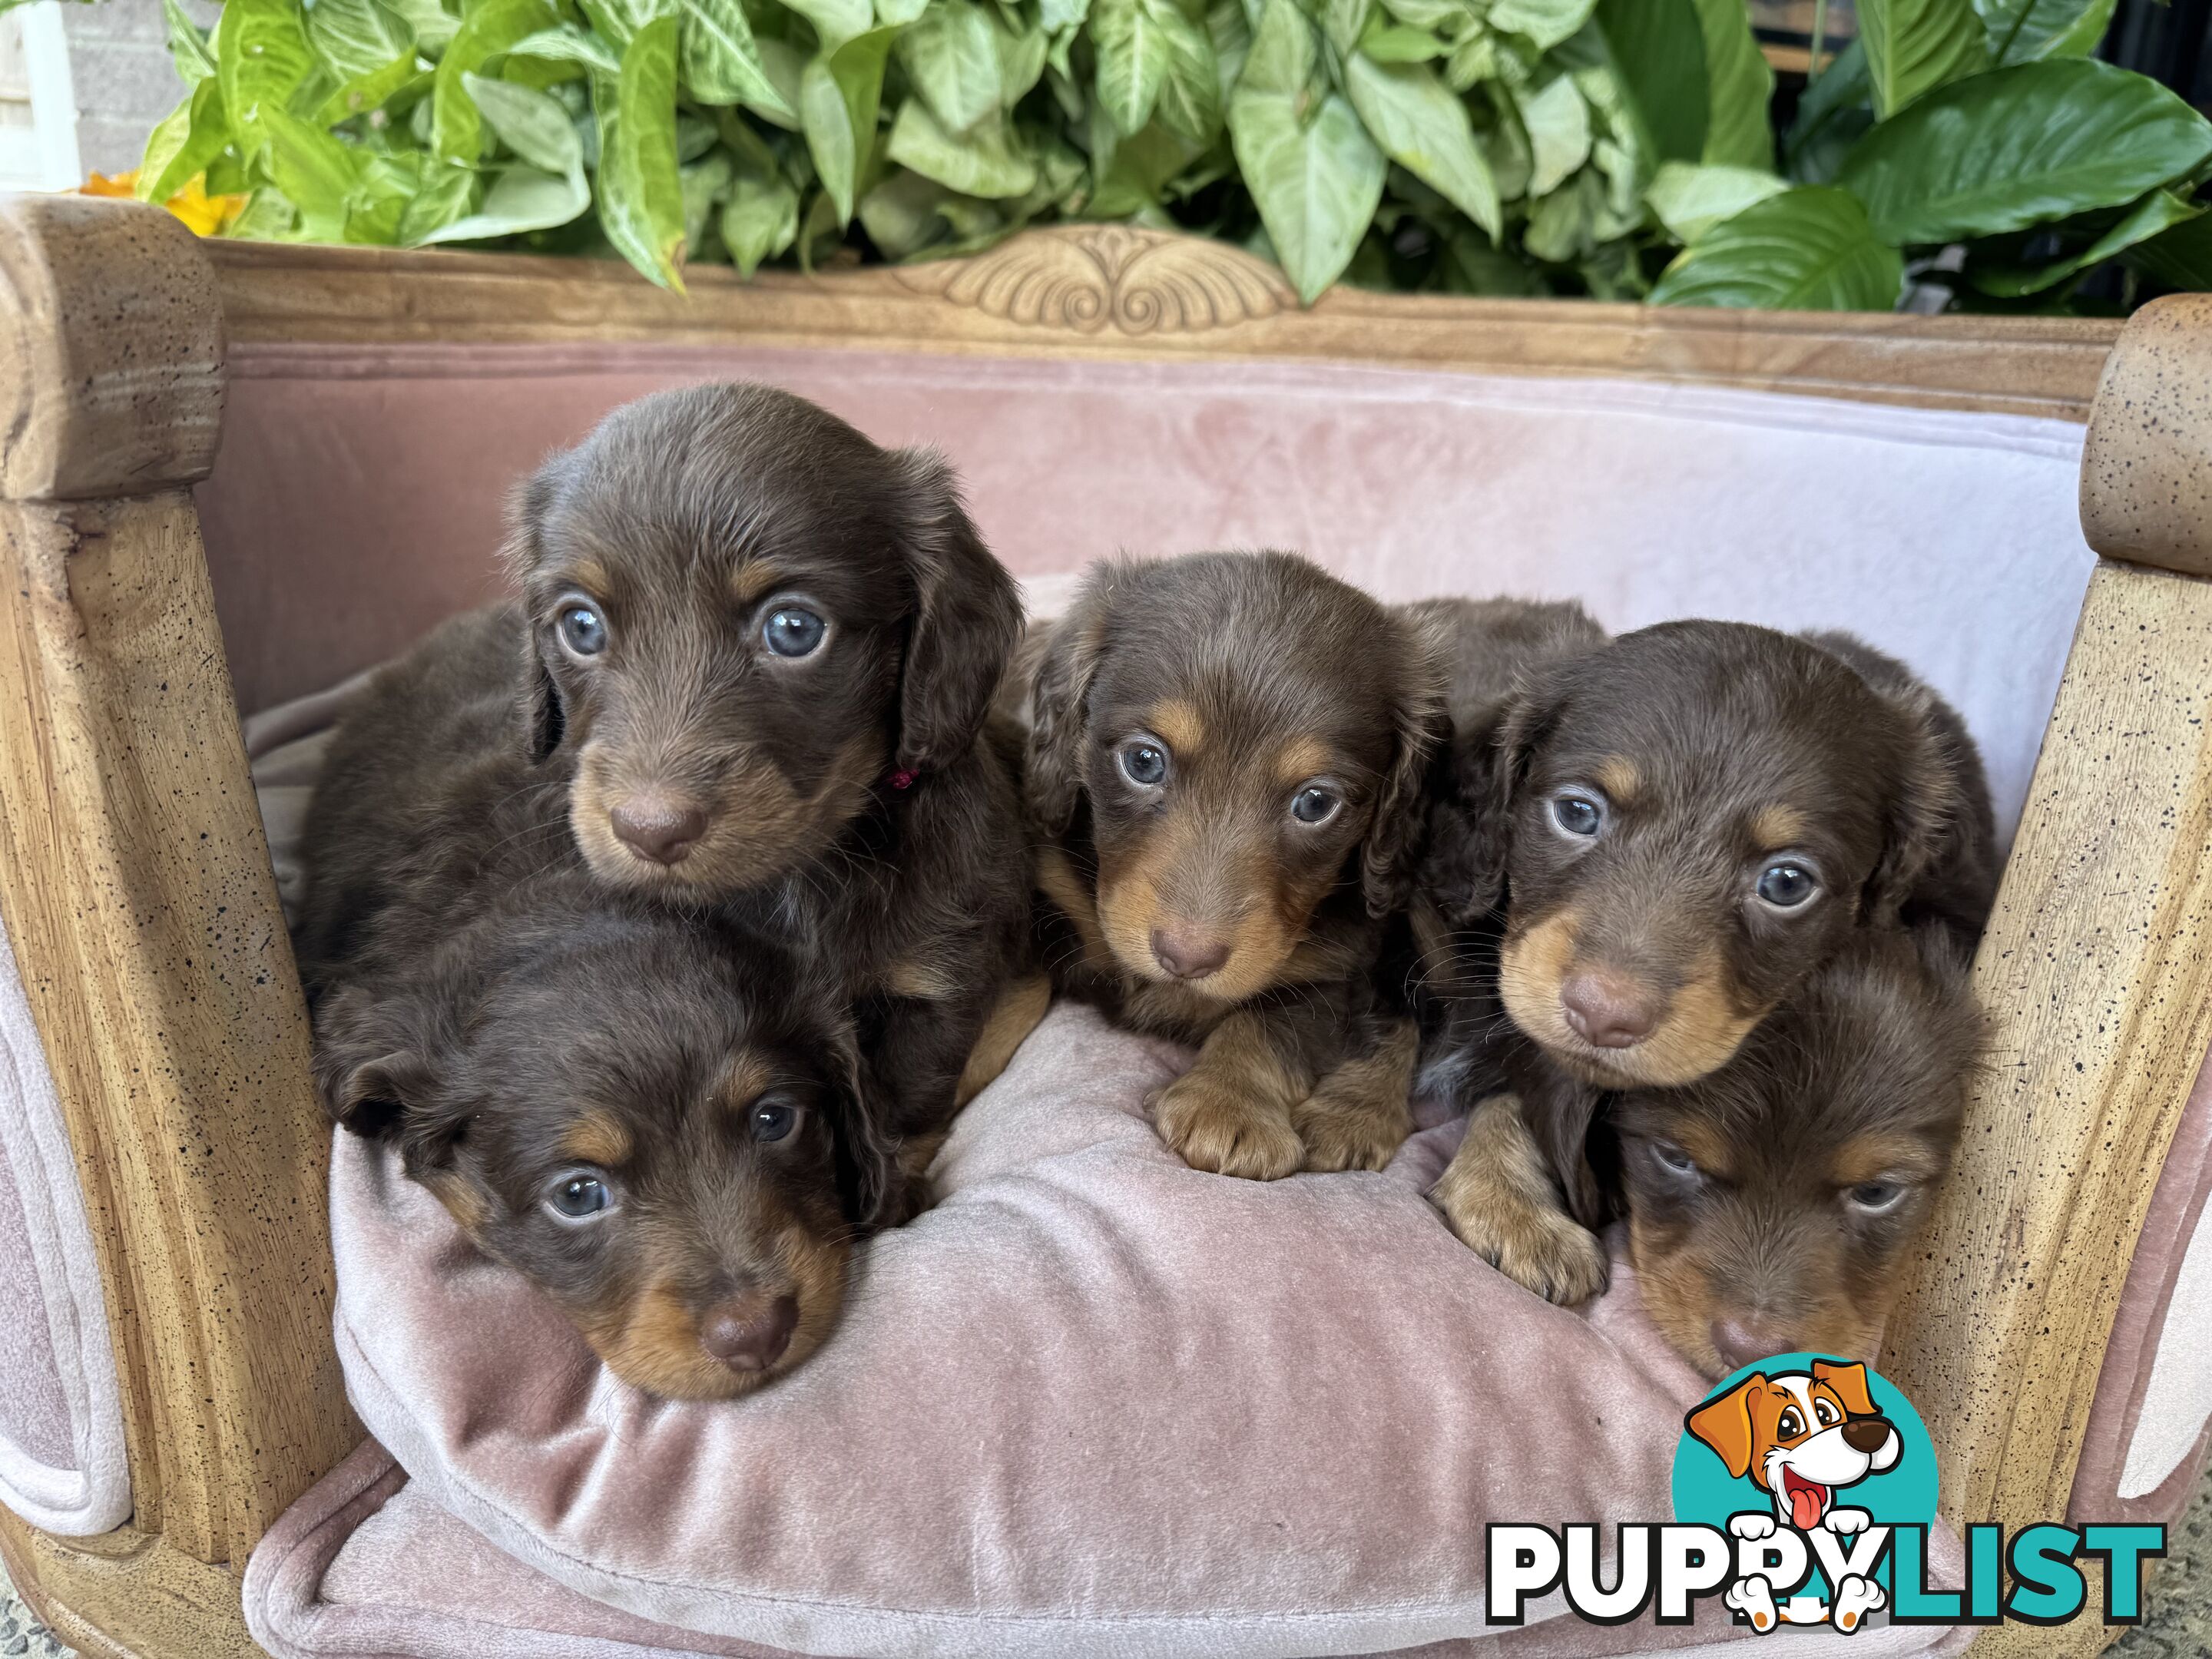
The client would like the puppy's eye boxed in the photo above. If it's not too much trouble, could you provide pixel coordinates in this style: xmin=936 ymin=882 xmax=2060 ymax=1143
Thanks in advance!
xmin=1814 ymin=1398 xmax=1839 ymax=1427
xmin=1846 ymin=1178 xmax=1907 ymax=1214
xmin=750 ymin=1098 xmax=800 ymax=1143
xmin=545 ymin=1171 xmax=614 ymax=1222
xmin=1651 ymin=1141 xmax=1700 ymax=1178
xmin=1551 ymin=792 xmax=1604 ymax=838
xmin=558 ymin=603 xmax=608 ymax=657
xmin=1290 ymin=784 xmax=1341 ymax=826
xmin=1118 ymin=740 xmax=1169 ymax=789
xmin=763 ymin=606 xmax=827 ymax=658
xmin=1755 ymin=862 xmax=1819 ymax=909
xmin=1777 ymin=1407 xmax=1804 ymax=1440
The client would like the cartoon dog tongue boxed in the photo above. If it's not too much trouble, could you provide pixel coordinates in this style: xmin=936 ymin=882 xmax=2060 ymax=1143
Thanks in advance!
xmin=1782 ymin=1469 xmax=1828 ymax=1530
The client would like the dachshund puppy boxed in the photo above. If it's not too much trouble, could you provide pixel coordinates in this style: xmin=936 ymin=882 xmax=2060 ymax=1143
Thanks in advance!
xmin=1614 ymin=927 xmax=1981 ymax=1377
xmin=1024 ymin=552 xmax=1445 ymax=1180
xmin=1416 ymin=614 xmax=1994 ymax=1300
xmin=298 ymin=382 xmax=1038 ymax=1152
xmin=315 ymin=864 xmax=882 ymax=1399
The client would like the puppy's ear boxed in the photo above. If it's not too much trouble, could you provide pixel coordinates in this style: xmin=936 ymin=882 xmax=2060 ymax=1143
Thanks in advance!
xmin=1685 ymin=1376 xmax=1766 ymax=1480
xmin=1025 ymin=579 xmax=1111 ymax=837
xmin=503 ymin=458 xmax=572 ymax=766
xmin=1866 ymin=684 xmax=1963 ymax=924
xmin=1362 ymin=616 xmax=1449 ymax=919
xmin=1422 ymin=686 xmax=1549 ymax=926
xmin=889 ymin=449 xmax=1022 ymax=776
xmin=312 ymin=984 xmax=469 ymax=1175
xmin=1811 ymin=1359 xmax=1877 ymax=1418
xmin=821 ymin=1019 xmax=902 ymax=1231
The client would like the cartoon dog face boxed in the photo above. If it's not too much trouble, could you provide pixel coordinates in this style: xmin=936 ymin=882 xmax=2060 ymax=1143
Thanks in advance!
xmin=1685 ymin=1360 xmax=1901 ymax=1531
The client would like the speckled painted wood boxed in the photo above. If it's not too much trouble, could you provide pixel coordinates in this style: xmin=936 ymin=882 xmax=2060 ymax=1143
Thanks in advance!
xmin=2081 ymin=295 xmax=2212 ymax=578
xmin=203 ymin=224 xmax=2124 ymax=421
xmin=1883 ymin=560 xmax=2212 ymax=1659
xmin=0 ymin=1505 xmax=257 ymax=1659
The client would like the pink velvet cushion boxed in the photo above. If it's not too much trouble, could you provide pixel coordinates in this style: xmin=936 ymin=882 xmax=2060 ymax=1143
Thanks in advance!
xmin=323 ymin=1002 xmax=1967 ymax=1659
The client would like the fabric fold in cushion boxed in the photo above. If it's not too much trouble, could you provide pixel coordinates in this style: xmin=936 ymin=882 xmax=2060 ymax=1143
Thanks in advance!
xmin=320 ymin=1002 xmax=1967 ymax=1659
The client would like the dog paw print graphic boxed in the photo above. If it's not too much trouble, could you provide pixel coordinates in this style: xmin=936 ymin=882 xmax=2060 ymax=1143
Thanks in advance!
xmin=1673 ymin=1355 xmax=1939 ymax=1635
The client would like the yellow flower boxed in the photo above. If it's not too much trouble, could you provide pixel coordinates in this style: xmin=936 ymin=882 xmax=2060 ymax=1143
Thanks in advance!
xmin=79 ymin=170 xmax=250 ymax=237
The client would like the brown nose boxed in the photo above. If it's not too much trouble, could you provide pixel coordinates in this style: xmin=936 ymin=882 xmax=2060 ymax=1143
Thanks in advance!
xmin=1559 ymin=971 xmax=1661 ymax=1048
xmin=1151 ymin=927 xmax=1231 ymax=981
xmin=1842 ymin=1416 xmax=1893 ymax=1454
xmin=698 ymin=1292 xmax=799 ymax=1373
xmin=609 ymin=796 xmax=708 ymax=865
xmin=1709 ymin=1316 xmax=1795 ymax=1375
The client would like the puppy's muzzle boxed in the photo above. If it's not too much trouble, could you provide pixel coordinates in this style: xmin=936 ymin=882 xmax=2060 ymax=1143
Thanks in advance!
xmin=610 ymin=793 xmax=710 ymax=866
xmin=698 ymin=1285 xmax=800 ymax=1373
xmin=1558 ymin=969 xmax=1661 ymax=1048
xmin=1151 ymin=926 xmax=1231 ymax=982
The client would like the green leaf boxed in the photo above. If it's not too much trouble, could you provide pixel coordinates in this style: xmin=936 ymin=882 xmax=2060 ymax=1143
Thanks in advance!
xmin=782 ymin=0 xmax=874 ymax=51
xmin=396 ymin=161 xmax=480 ymax=241
xmin=1838 ymin=59 xmax=2212 ymax=244
xmin=800 ymin=25 xmax=897 ymax=221
xmin=2127 ymin=200 xmax=2212 ymax=290
xmin=1644 ymin=158 xmax=1783 ymax=240
xmin=1859 ymin=0 xmax=1985 ymax=118
xmin=674 ymin=0 xmax=791 ymax=112
xmin=1152 ymin=1 xmax=1221 ymax=143
xmin=433 ymin=0 xmax=558 ymax=160
xmin=748 ymin=38 xmax=808 ymax=127
xmin=995 ymin=15 xmax=1050 ymax=105
xmin=886 ymin=100 xmax=1039 ymax=194
xmin=900 ymin=1 xmax=1002 ymax=132
xmin=422 ymin=162 xmax=593 ymax=238
xmin=1519 ymin=71 xmax=1588 ymax=197
xmin=386 ymin=0 xmax=460 ymax=50
xmin=1688 ymin=0 xmax=1771 ymax=167
xmin=1358 ymin=20 xmax=1446 ymax=61
xmin=314 ymin=48 xmax=426 ymax=124
xmin=1041 ymin=0 xmax=1090 ymax=31
xmin=1238 ymin=0 xmax=1313 ymax=96
xmin=1343 ymin=55 xmax=1498 ymax=235
xmin=138 ymin=78 xmax=232 ymax=202
xmin=216 ymin=0 xmax=319 ymax=148
xmin=1649 ymin=184 xmax=1903 ymax=308
xmin=258 ymin=105 xmax=364 ymax=237
xmin=680 ymin=149 xmax=736 ymax=251
xmin=1782 ymin=35 xmax=1869 ymax=183
xmin=164 ymin=0 xmax=218 ymax=84
xmin=1092 ymin=0 xmax=1173 ymax=135
xmin=1320 ymin=0 xmax=1370 ymax=58
xmin=308 ymin=0 xmax=414 ymax=78
xmin=345 ymin=151 xmax=423 ymax=243
xmin=594 ymin=17 xmax=688 ymax=286
xmin=462 ymin=71 xmax=584 ymax=173
xmin=579 ymin=0 xmax=680 ymax=50
xmin=1974 ymin=188 xmax=2203 ymax=294
xmin=1594 ymin=0 xmax=1705 ymax=163
xmin=511 ymin=22 xmax=624 ymax=74
xmin=1979 ymin=0 xmax=2114 ymax=65
xmin=1228 ymin=78 xmax=1386 ymax=301
xmin=228 ymin=187 xmax=303 ymax=240
xmin=1486 ymin=0 xmax=1594 ymax=51
xmin=724 ymin=172 xmax=802 ymax=272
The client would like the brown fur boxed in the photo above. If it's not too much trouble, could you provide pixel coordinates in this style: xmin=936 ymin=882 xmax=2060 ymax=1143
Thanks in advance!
xmin=1429 ymin=1091 xmax=1609 ymax=1305
xmin=1022 ymin=552 xmax=1446 ymax=1178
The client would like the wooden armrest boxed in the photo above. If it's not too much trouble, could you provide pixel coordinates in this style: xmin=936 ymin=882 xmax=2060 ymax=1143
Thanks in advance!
xmin=2080 ymin=293 xmax=2212 ymax=578
xmin=0 ymin=194 xmax=356 ymax=1568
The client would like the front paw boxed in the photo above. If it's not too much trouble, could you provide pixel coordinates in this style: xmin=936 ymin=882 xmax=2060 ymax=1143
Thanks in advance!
xmin=1729 ymin=1512 xmax=1777 ymax=1541
xmin=1431 ymin=1164 xmax=1609 ymax=1305
xmin=1292 ymin=1094 xmax=1409 ymax=1174
xmin=1826 ymin=1507 xmax=1871 ymax=1537
xmin=1833 ymin=1574 xmax=1885 ymax=1632
xmin=1151 ymin=1073 xmax=1304 ymax=1181
xmin=1724 ymin=1576 xmax=1779 ymax=1633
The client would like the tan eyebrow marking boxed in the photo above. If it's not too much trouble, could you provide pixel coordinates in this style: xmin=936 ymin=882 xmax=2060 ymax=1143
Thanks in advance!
xmin=1594 ymin=757 xmax=1640 ymax=805
xmin=1750 ymin=804 xmax=1810 ymax=849
xmin=558 ymin=1110 xmax=633 ymax=1168
xmin=556 ymin=559 xmax=612 ymax=599
xmin=1273 ymin=735 xmax=1333 ymax=786
xmin=1147 ymin=698 xmax=1205 ymax=757
xmin=730 ymin=561 xmax=785 ymax=604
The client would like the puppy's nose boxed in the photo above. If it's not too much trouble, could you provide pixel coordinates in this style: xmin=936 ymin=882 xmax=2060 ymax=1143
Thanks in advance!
xmin=1710 ymin=1316 xmax=1793 ymax=1374
xmin=1559 ymin=972 xmax=1660 ymax=1048
xmin=1842 ymin=1416 xmax=1893 ymax=1454
xmin=698 ymin=1291 xmax=799 ymax=1373
xmin=609 ymin=796 xmax=708 ymax=865
xmin=1151 ymin=927 xmax=1231 ymax=981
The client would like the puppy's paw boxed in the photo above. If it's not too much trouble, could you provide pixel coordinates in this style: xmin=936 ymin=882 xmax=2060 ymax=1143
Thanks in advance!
xmin=1152 ymin=1072 xmax=1304 ymax=1181
xmin=1833 ymin=1574 xmax=1885 ymax=1632
xmin=1431 ymin=1161 xmax=1609 ymax=1304
xmin=1729 ymin=1512 xmax=1777 ymax=1541
xmin=1725 ymin=1576 xmax=1779 ymax=1634
xmin=1826 ymin=1506 xmax=1871 ymax=1538
xmin=1292 ymin=1093 xmax=1409 ymax=1173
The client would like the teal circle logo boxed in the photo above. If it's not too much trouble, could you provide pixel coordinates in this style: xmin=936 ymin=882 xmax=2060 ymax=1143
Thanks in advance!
xmin=1671 ymin=1354 xmax=1937 ymax=1631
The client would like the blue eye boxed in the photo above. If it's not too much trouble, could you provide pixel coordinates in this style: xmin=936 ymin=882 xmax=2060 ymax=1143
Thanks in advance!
xmin=1290 ymin=784 xmax=1340 ymax=825
xmin=1652 ymin=1141 xmax=1699 ymax=1177
xmin=1756 ymin=862 xmax=1818 ymax=908
xmin=1118 ymin=740 xmax=1168 ymax=788
xmin=545 ymin=1171 xmax=613 ymax=1220
xmin=558 ymin=603 xmax=607 ymax=657
xmin=1551 ymin=793 xmax=1603 ymax=836
xmin=750 ymin=1100 xmax=797 ymax=1143
xmin=763 ymin=607 xmax=826 ymax=657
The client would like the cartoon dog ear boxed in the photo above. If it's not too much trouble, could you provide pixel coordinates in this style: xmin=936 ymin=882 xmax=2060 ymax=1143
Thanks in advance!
xmin=1686 ymin=1376 xmax=1767 ymax=1480
xmin=1812 ymin=1359 xmax=1878 ymax=1418
xmin=1025 ymin=575 xmax=1114 ymax=837
xmin=502 ymin=456 xmax=575 ymax=766
xmin=889 ymin=449 xmax=1022 ymax=777
xmin=311 ymin=983 xmax=469 ymax=1176
xmin=1361 ymin=612 xmax=1449 ymax=920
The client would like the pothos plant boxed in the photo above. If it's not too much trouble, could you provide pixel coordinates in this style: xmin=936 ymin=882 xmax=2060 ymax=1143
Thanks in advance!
xmin=135 ymin=0 xmax=2212 ymax=308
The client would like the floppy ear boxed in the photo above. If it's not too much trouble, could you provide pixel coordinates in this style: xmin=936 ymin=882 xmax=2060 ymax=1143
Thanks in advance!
xmin=1686 ymin=1376 xmax=1767 ymax=1480
xmin=311 ymin=983 xmax=469 ymax=1176
xmin=1866 ymin=684 xmax=1963 ymax=923
xmin=889 ymin=449 xmax=1022 ymax=776
xmin=1025 ymin=578 xmax=1112 ymax=837
xmin=1812 ymin=1359 xmax=1878 ymax=1417
xmin=1360 ymin=614 xmax=1449 ymax=920
xmin=1423 ymin=687 xmax=1548 ymax=926
xmin=821 ymin=1020 xmax=902 ymax=1231
xmin=502 ymin=457 xmax=573 ymax=766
